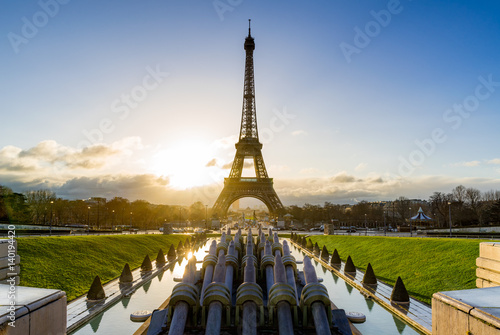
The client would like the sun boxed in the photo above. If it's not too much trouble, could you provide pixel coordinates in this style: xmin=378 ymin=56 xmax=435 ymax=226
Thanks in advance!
xmin=149 ymin=140 xmax=221 ymax=189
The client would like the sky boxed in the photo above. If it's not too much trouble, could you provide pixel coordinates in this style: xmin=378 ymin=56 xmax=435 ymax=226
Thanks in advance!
xmin=1 ymin=0 xmax=500 ymax=207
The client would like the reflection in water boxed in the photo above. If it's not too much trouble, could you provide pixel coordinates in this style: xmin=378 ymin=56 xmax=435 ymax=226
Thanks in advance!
xmin=365 ymin=297 xmax=375 ymax=312
xmin=393 ymin=315 xmax=407 ymax=334
xmin=345 ymin=282 xmax=353 ymax=294
xmin=143 ymin=280 xmax=152 ymax=293
xmin=332 ymin=272 xmax=339 ymax=284
xmin=157 ymin=272 xmax=164 ymax=282
xmin=121 ymin=296 xmax=130 ymax=309
xmin=89 ymin=312 xmax=104 ymax=333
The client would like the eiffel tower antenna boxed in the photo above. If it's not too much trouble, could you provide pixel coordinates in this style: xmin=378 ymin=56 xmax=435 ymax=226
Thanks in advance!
xmin=212 ymin=22 xmax=284 ymax=218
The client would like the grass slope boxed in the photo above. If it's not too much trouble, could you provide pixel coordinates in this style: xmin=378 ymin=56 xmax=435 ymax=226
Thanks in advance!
xmin=308 ymin=235 xmax=490 ymax=305
xmin=17 ymin=234 xmax=188 ymax=301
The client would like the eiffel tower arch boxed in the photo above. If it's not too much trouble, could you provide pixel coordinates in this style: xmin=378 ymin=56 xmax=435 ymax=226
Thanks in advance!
xmin=213 ymin=21 xmax=284 ymax=218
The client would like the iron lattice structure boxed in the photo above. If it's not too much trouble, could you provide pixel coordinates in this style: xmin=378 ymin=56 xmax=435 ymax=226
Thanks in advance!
xmin=212 ymin=22 xmax=284 ymax=218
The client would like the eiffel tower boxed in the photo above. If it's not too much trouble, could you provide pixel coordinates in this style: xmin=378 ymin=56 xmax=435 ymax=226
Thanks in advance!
xmin=212 ymin=20 xmax=284 ymax=218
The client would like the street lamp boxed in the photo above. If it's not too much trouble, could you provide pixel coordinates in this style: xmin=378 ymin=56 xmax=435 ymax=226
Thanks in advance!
xmin=409 ymin=207 xmax=412 ymax=237
xmin=87 ymin=206 xmax=90 ymax=234
xmin=112 ymin=210 xmax=115 ymax=229
xmin=205 ymin=205 xmax=208 ymax=230
xmin=383 ymin=210 xmax=387 ymax=236
xmin=49 ymin=200 xmax=54 ymax=236
xmin=448 ymin=202 xmax=452 ymax=237
xmin=364 ymin=214 xmax=367 ymax=236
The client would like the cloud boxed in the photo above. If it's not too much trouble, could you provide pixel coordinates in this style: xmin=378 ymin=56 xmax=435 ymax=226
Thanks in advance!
xmin=212 ymin=135 xmax=238 ymax=150
xmin=206 ymin=158 xmax=217 ymax=167
xmin=300 ymin=168 xmax=320 ymax=175
xmin=0 ymin=139 xmax=142 ymax=172
xmin=291 ymin=130 xmax=307 ymax=136
xmin=355 ymin=163 xmax=367 ymax=171
xmin=453 ymin=160 xmax=480 ymax=167
xmin=487 ymin=158 xmax=500 ymax=165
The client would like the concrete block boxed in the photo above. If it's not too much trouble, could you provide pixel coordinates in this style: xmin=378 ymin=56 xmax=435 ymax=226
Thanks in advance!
xmin=476 ymin=278 xmax=500 ymax=288
xmin=0 ymin=267 xmax=19 ymax=282
xmin=0 ymin=277 xmax=19 ymax=286
xmin=0 ymin=285 xmax=67 ymax=335
xmin=480 ymin=242 xmax=500 ymax=261
xmin=477 ymin=268 xmax=500 ymax=285
xmin=0 ymin=256 xmax=20 ymax=270
xmin=477 ymin=256 xmax=500 ymax=274
xmin=0 ymin=241 xmax=16 ymax=259
xmin=432 ymin=287 xmax=500 ymax=335
xmin=0 ymin=312 xmax=30 ymax=335
xmin=29 ymin=295 xmax=67 ymax=335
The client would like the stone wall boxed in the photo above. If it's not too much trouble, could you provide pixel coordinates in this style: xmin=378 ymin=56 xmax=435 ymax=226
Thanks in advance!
xmin=476 ymin=242 xmax=500 ymax=288
xmin=0 ymin=240 xmax=19 ymax=285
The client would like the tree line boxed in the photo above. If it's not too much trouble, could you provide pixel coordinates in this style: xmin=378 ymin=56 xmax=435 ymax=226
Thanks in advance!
xmin=1 ymin=184 xmax=500 ymax=229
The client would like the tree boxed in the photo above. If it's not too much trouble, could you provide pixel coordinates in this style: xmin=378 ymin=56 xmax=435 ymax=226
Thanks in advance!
xmin=429 ymin=192 xmax=452 ymax=228
xmin=0 ymin=186 xmax=30 ymax=223
xmin=189 ymin=201 xmax=205 ymax=222
xmin=25 ymin=189 xmax=56 ymax=225
xmin=394 ymin=197 xmax=411 ymax=225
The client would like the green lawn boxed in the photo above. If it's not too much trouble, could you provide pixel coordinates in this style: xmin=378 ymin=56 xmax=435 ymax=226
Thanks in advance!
xmin=306 ymin=235 xmax=493 ymax=305
xmin=17 ymin=234 xmax=189 ymax=301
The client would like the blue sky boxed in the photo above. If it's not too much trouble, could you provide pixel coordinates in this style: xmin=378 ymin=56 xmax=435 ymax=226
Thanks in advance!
xmin=1 ymin=0 xmax=500 ymax=206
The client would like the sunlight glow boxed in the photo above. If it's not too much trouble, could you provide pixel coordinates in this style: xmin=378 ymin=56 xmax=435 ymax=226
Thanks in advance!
xmin=149 ymin=140 xmax=221 ymax=189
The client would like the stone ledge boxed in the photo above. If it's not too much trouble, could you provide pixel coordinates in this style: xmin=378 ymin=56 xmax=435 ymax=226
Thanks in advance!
xmin=476 ymin=278 xmax=500 ymax=288
xmin=432 ymin=286 xmax=500 ymax=335
xmin=477 ymin=268 xmax=500 ymax=285
xmin=0 ymin=256 xmax=20 ymax=270
xmin=0 ymin=284 xmax=67 ymax=335
xmin=477 ymin=256 xmax=500 ymax=274
xmin=0 ymin=241 xmax=16 ymax=258
xmin=480 ymin=242 xmax=500 ymax=260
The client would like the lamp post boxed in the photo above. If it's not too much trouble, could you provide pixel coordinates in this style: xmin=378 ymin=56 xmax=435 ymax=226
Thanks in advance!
xmin=364 ymin=214 xmax=367 ymax=236
xmin=205 ymin=205 xmax=208 ymax=230
xmin=409 ymin=207 xmax=412 ymax=237
xmin=448 ymin=202 xmax=452 ymax=238
xmin=384 ymin=210 xmax=387 ymax=236
xmin=87 ymin=206 xmax=90 ymax=234
xmin=97 ymin=199 xmax=100 ymax=230
xmin=112 ymin=210 xmax=115 ymax=230
xmin=49 ymin=200 xmax=54 ymax=236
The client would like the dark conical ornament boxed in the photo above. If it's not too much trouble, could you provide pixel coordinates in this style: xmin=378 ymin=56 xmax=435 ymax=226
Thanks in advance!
xmin=330 ymin=249 xmax=341 ymax=266
xmin=391 ymin=276 xmax=410 ymax=304
xmin=320 ymin=245 xmax=330 ymax=262
xmin=119 ymin=263 xmax=133 ymax=284
xmin=156 ymin=249 xmax=166 ymax=266
xmin=306 ymin=239 xmax=314 ymax=250
xmin=362 ymin=263 xmax=377 ymax=286
xmin=141 ymin=255 xmax=152 ymax=272
xmin=167 ymin=244 xmax=177 ymax=262
xmin=87 ymin=275 xmax=106 ymax=301
xmin=344 ymin=255 xmax=356 ymax=275
xmin=313 ymin=242 xmax=321 ymax=256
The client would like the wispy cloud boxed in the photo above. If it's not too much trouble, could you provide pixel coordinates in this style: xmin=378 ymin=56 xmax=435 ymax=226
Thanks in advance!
xmin=453 ymin=160 xmax=481 ymax=167
xmin=355 ymin=163 xmax=367 ymax=171
xmin=487 ymin=158 xmax=500 ymax=165
xmin=291 ymin=130 xmax=307 ymax=136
